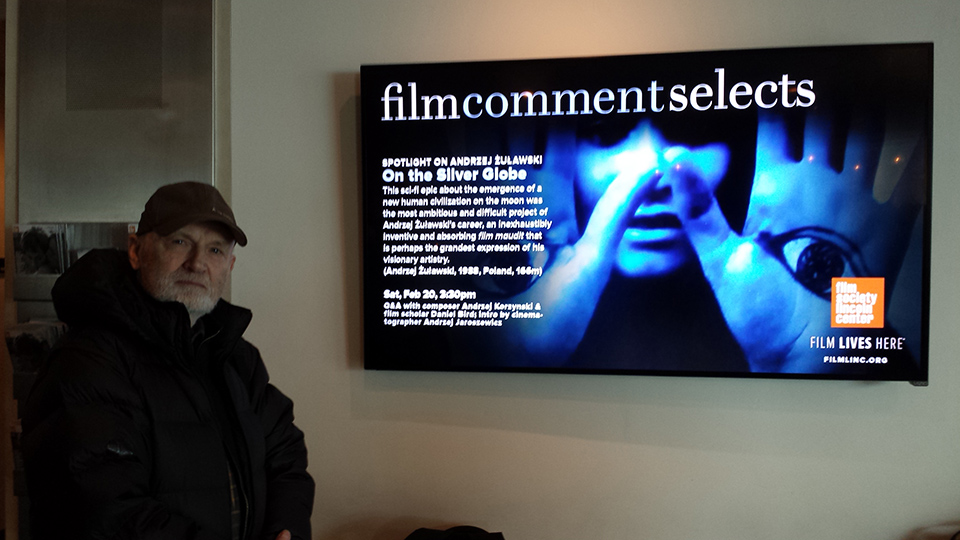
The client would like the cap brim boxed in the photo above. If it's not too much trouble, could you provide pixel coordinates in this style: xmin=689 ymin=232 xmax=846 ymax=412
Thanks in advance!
xmin=152 ymin=212 xmax=248 ymax=246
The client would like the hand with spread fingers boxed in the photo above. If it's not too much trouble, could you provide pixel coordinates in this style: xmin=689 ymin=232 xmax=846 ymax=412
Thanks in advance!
xmin=675 ymin=110 xmax=924 ymax=372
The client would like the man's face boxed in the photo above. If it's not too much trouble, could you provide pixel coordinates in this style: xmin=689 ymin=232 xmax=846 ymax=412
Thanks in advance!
xmin=129 ymin=222 xmax=236 ymax=322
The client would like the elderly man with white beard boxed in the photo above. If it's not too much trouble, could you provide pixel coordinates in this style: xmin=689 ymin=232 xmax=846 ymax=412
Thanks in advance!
xmin=22 ymin=182 xmax=315 ymax=540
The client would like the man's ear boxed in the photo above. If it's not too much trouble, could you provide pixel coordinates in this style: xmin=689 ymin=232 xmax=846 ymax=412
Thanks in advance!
xmin=128 ymin=234 xmax=143 ymax=270
xmin=230 ymin=254 xmax=236 ymax=272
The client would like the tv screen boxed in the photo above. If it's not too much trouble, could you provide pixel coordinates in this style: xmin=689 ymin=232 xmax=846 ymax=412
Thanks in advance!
xmin=360 ymin=43 xmax=932 ymax=383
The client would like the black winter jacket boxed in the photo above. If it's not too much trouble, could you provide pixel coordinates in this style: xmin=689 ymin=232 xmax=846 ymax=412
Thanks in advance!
xmin=21 ymin=249 xmax=315 ymax=540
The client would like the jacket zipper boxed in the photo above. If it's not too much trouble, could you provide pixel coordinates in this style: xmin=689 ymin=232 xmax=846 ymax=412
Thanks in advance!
xmin=195 ymin=327 xmax=252 ymax=540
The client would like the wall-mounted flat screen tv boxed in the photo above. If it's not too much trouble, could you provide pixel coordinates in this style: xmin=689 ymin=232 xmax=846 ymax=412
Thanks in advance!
xmin=360 ymin=43 xmax=932 ymax=383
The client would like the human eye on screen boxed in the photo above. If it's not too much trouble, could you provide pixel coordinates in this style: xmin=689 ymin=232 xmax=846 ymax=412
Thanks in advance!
xmin=759 ymin=227 xmax=868 ymax=299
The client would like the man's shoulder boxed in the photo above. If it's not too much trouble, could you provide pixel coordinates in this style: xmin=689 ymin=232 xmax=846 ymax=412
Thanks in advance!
xmin=55 ymin=320 xmax=123 ymax=352
xmin=22 ymin=324 xmax=154 ymax=431
xmin=48 ymin=324 xmax=152 ymax=375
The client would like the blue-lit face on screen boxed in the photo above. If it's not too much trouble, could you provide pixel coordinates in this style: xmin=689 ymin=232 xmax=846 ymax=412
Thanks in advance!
xmin=575 ymin=121 xmax=729 ymax=278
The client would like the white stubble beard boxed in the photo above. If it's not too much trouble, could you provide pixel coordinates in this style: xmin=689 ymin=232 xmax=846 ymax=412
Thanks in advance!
xmin=142 ymin=269 xmax=220 ymax=323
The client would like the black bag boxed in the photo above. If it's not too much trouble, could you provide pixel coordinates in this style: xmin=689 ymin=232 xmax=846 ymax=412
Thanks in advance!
xmin=403 ymin=525 xmax=505 ymax=540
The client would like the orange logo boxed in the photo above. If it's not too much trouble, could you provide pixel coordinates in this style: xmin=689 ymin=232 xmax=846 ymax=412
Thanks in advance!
xmin=831 ymin=277 xmax=884 ymax=329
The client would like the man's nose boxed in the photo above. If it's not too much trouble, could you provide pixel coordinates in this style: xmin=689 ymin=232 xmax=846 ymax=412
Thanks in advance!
xmin=182 ymin=248 xmax=206 ymax=272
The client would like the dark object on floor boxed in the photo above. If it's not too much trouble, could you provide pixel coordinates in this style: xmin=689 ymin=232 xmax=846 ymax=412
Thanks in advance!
xmin=404 ymin=525 xmax=505 ymax=540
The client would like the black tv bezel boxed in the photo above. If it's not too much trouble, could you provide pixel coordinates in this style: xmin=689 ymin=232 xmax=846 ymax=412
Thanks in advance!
xmin=359 ymin=43 xmax=933 ymax=384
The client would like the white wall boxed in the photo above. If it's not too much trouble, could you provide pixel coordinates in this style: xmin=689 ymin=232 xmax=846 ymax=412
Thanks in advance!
xmin=227 ymin=1 xmax=960 ymax=539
